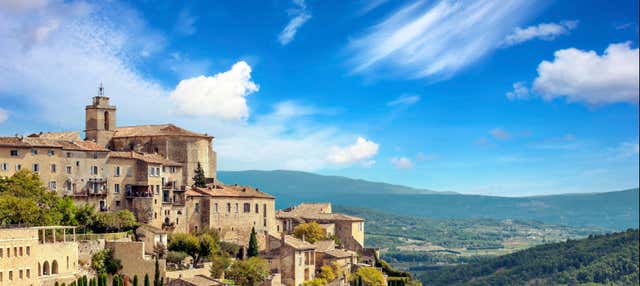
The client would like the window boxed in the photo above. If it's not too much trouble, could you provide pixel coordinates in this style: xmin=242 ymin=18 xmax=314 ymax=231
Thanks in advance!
xmin=91 ymin=166 xmax=98 ymax=175
xmin=255 ymin=203 xmax=259 ymax=213
xmin=93 ymin=152 xmax=98 ymax=159
xmin=26 ymin=246 xmax=30 ymax=256
xmin=6 ymin=247 xmax=10 ymax=257
xmin=66 ymin=166 xmax=72 ymax=174
xmin=264 ymin=218 xmax=267 ymax=227
xmin=0 ymin=248 xmax=3 ymax=257
xmin=195 ymin=202 xmax=200 ymax=213
xmin=235 ymin=203 xmax=239 ymax=213
xmin=49 ymin=181 xmax=57 ymax=190
xmin=244 ymin=203 xmax=251 ymax=213
xmin=156 ymin=185 xmax=160 ymax=194
xmin=26 ymin=269 xmax=30 ymax=278
xmin=48 ymin=150 xmax=55 ymax=156
xmin=1 ymin=163 xmax=7 ymax=171
xmin=114 ymin=184 xmax=120 ymax=193
xmin=50 ymin=164 xmax=56 ymax=173
xmin=156 ymin=167 xmax=161 ymax=175
xmin=227 ymin=203 xmax=231 ymax=213
xmin=115 ymin=166 xmax=121 ymax=177
xmin=263 ymin=204 xmax=267 ymax=217
xmin=31 ymin=149 xmax=38 ymax=155
xmin=15 ymin=164 xmax=21 ymax=171
xmin=76 ymin=161 xmax=80 ymax=167
xmin=19 ymin=269 xmax=22 ymax=279
xmin=214 ymin=203 xmax=218 ymax=213
xmin=149 ymin=167 xmax=155 ymax=176
xmin=126 ymin=185 xmax=132 ymax=193
xmin=10 ymin=150 xmax=19 ymax=156
xmin=8 ymin=271 xmax=12 ymax=281
xmin=32 ymin=164 xmax=39 ymax=172
xmin=64 ymin=180 xmax=72 ymax=192
xmin=19 ymin=247 xmax=22 ymax=256
xmin=115 ymin=200 xmax=121 ymax=207
xmin=66 ymin=152 xmax=72 ymax=158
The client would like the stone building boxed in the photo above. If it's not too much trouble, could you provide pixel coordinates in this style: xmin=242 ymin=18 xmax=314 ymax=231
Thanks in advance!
xmin=185 ymin=184 xmax=276 ymax=249
xmin=264 ymin=233 xmax=316 ymax=286
xmin=276 ymin=203 xmax=365 ymax=253
xmin=0 ymin=226 xmax=79 ymax=286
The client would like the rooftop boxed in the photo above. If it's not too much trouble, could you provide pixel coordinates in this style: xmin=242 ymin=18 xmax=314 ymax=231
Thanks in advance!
xmin=186 ymin=184 xmax=275 ymax=199
xmin=113 ymin=124 xmax=212 ymax=139
xmin=109 ymin=151 xmax=182 ymax=166
xmin=0 ymin=136 xmax=109 ymax=152
xmin=276 ymin=203 xmax=363 ymax=222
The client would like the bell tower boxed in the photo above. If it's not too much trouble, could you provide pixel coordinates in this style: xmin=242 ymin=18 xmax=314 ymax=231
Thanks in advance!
xmin=85 ymin=83 xmax=116 ymax=147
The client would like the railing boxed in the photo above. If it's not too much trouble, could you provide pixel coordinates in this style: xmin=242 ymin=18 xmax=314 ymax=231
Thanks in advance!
xmin=76 ymin=232 xmax=130 ymax=241
xmin=125 ymin=190 xmax=153 ymax=198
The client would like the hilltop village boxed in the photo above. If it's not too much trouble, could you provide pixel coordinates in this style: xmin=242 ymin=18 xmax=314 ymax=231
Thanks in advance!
xmin=0 ymin=91 xmax=393 ymax=286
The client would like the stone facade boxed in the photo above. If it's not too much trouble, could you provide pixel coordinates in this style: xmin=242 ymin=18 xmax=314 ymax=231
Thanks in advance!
xmin=276 ymin=203 xmax=365 ymax=253
xmin=105 ymin=241 xmax=165 ymax=283
xmin=0 ymin=226 xmax=79 ymax=286
xmin=264 ymin=234 xmax=316 ymax=286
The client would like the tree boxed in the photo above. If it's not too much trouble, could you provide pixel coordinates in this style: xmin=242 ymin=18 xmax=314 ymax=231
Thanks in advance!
xmin=0 ymin=170 xmax=66 ymax=225
xmin=210 ymin=250 xmax=232 ymax=278
xmin=192 ymin=162 xmax=206 ymax=188
xmin=168 ymin=232 xmax=217 ymax=266
xmin=226 ymin=257 xmax=270 ymax=286
xmin=95 ymin=210 xmax=138 ymax=232
xmin=352 ymin=267 xmax=386 ymax=286
xmin=133 ymin=275 xmax=139 ymax=286
xmin=154 ymin=258 xmax=160 ymax=286
xmin=293 ymin=222 xmax=327 ymax=243
xmin=247 ymin=227 xmax=259 ymax=257
xmin=144 ymin=274 xmax=150 ymax=286
xmin=318 ymin=265 xmax=336 ymax=282
xmin=92 ymin=249 xmax=122 ymax=275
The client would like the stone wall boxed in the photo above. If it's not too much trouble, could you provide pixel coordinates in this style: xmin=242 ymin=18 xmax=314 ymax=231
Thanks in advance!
xmin=105 ymin=241 xmax=165 ymax=282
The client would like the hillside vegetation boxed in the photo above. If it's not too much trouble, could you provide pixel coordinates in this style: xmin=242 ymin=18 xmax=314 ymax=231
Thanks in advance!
xmin=219 ymin=170 xmax=639 ymax=229
xmin=416 ymin=229 xmax=639 ymax=286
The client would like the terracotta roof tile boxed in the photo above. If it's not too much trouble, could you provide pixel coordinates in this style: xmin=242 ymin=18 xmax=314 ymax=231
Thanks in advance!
xmin=187 ymin=184 xmax=274 ymax=199
xmin=113 ymin=124 xmax=212 ymax=139
xmin=28 ymin=131 xmax=81 ymax=141
xmin=276 ymin=203 xmax=363 ymax=222
xmin=109 ymin=151 xmax=182 ymax=166
xmin=0 ymin=136 xmax=108 ymax=151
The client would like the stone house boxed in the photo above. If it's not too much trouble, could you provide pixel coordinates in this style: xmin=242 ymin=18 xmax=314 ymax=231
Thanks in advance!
xmin=264 ymin=233 xmax=316 ymax=286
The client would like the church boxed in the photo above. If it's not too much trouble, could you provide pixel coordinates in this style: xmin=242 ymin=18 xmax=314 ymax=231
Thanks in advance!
xmin=0 ymin=87 xmax=276 ymax=243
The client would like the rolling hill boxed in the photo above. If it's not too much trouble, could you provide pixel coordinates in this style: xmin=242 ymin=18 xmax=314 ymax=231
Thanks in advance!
xmin=415 ymin=229 xmax=639 ymax=286
xmin=218 ymin=170 xmax=639 ymax=230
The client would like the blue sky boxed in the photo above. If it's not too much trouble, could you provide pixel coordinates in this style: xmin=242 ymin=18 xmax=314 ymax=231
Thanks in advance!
xmin=0 ymin=0 xmax=638 ymax=196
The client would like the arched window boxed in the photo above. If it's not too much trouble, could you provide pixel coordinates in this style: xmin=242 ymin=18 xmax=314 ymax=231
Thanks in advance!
xmin=38 ymin=262 xmax=41 ymax=276
xmin=42 ymin=261 xmax=50 ymax=276
xmin=104 ymin=111 xmax=110 ymax=130
xmin=52 ymin=260 xmax=59 ymax=274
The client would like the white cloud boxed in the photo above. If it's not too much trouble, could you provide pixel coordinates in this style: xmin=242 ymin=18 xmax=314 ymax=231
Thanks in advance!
xmin=347 ymin=0 xmax=534 ymax=79
xmin=0 ymin=0 xmax=170 ymax=127
xmin=390 ymin=156 xmax=414 ymax=169
xmin=358 ymin=0 xmax=389 ymax=15
xmin=490 ymin=128 xmax=510 ymax=140
xmin=278 ymin=0 xmax=311 ymax=45
xmin=506 ymin=81 xmax=529 ymax=100
xmin=417 ymin=152 xmax=438 ymax=161
xmin=169 ymin=61 xmax=258 ymax=120
xmin=174 ymin=8 xmax=197 ymax=36
xmin=0 ymin=108 xmax=8 ymax=123
xmin=326 ymin=137 xmax=379 ymax=165
xmin=387 ymin=94 xmax=420 ymax=106
xmin=614 ymin=141 xmax=639 ymax=159
xmin=502 ymin=20 xmax=578 ymax=47
xmin=533 ymin=42 xmax=639 ymax=105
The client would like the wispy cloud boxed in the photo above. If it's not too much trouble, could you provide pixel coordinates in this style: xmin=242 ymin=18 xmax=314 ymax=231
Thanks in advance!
xmin=506 ymin=81 xmax=530 ymax=100
xmin=614 ymin=22 xmax=634 ymax=30
xmin=501 ymin=20 xmax=578 ymax=47
xmin=347 ymin=0 xmax=535 ymax=79
xmin=358 ymin=0 xmax=389 ymax=15
xmin=387 ymin=94 xmax=421 ymax=106
xmin=490 ymin=128 xmax=510 ymax=140
xmin=174 ymin=8 xmax=197 ymax=36
xmin=278 ymin=0 xmax=311 ymax=45
xmin=390 ymin=156 xmax=414 ymax=169
xmin=0 ymin=108 xmax=8 ymax=123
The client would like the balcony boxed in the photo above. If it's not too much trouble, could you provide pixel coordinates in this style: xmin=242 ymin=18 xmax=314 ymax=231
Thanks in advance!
xmin=125 ymin=185 xmax=153 ymax=198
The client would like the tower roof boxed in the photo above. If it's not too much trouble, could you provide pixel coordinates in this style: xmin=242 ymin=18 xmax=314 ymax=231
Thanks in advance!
xmin=112 ymin=124 xmax=212 ymax=139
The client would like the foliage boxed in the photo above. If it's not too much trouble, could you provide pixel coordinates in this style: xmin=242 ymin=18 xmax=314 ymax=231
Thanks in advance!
xmin=226 ymin=257 xmax=270 ymax=286
xmin=166 ymin=251 xmax=188 ymax=265
xmin=168 ymin=232 xmax=218 ymax=266
xmin=144 ymin=274 xmax=150 ymax=286
xmin=293 ymin=221 xmax=327 ymax=243
xmin=317 ymin=265 xmax=336 ymax=282
xmin=303 ymin=278 xmax=327 ymax=286
xmin=210 ymin=250 xmax=232 ymax=279
xmin=94 ymin=210 xmax=138 ymax=232
xmin=351 ymin=267 xmax=386 ymax=286
xmin=219 ymin=241 xmax=241 ymax=258
xmin=417 ymin=229 xmax=640 ymax=286
xmin=154 ymin=258 xmax=160 ymax=286
xmin=192 ymin=162 xmax=207 ymax=188
xmin=91 ymin=248 xmax=122 ymax=275
xmin=247 ymin=226 xmax=259 ymax=257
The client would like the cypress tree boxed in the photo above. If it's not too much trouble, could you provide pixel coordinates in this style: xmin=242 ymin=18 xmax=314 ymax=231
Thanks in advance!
xmin=55 ymin=282 xmax=60 ymax=286
xmin=61 ymin=283 xmax=66 ymax=286
xmin=133 ymin=275 xmax=139 ymax=286
xmin=192 ymin=162 xmax=206 ymax=188
xmin=112 ymin=275 xmax=119 ymax=286
xmin=144 ymin=274 xmax=150 ymax=286
xmin=247 ymin=226 xmax=259 ymax=257
xmin=153 ymin=258 xmax=160 ymax=286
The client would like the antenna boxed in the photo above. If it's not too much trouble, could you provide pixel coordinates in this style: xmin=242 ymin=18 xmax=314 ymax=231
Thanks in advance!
xmin=98 ymin=82 xmax=104 ymax=97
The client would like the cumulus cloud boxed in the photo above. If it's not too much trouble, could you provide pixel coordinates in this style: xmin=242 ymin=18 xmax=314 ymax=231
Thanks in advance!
xmin=347 ymin=0 xmax=534 ymax=79
xmin=502 ymin=20 xmax=578 ymax=47
xmin=506 ymin=81 xmax=530 ymax=100
xmin=278 ymin=0 xmax=311 ymax=45
xmin=0 ymin=108 xmax=8 ymax=123
xmin=327 ymin=137 xmax=379 ymax=165
xmin=390 ymin=156 xmax=414 ymax=169
xmin=169 ymin=61 xmax=258 ymax=120
xmin=490 ymin=128 xmax=510 ymax=140
xmin=533 ymin=42 xmax=639 ymax=105
xmin=387 ymin=94 xmax=421 ymax=106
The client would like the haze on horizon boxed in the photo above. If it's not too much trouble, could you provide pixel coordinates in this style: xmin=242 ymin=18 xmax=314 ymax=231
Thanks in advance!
xmin=0 ymin=0 xmax=638 ymax=196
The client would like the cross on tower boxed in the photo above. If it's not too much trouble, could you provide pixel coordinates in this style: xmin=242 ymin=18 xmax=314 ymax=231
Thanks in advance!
xmin=98 ymin=82 xmax=104 ymax=97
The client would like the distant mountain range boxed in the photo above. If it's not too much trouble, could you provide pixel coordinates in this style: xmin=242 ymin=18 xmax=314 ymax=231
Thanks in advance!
xmin=218 ymin=170 xmax=639 ymax=230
